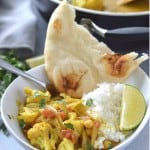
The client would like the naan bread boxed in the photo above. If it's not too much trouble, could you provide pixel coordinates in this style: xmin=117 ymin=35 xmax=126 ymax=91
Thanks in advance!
xmin=44 ymin=0 xmax=148 ymax=98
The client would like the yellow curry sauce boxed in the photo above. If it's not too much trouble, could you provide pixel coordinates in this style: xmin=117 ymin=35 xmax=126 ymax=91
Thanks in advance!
xmin=18 ymin=87 xmax=120 ymax=150
xmin=103 ymin=0 xmax=149 ymax=13
xmin=70 ymin=0 xmax=149 ymax=12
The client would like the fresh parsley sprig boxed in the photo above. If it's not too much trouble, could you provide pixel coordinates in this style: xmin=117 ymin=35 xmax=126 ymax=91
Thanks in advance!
xmin=0 ymin=50 xmax=29 ymax=136
xmin=86 ymin=98 xmax=94 ymax=107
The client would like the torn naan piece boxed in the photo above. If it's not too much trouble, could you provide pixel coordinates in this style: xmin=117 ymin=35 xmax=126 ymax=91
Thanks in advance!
xmin=44 ymin=0 xmax=148 ymax=98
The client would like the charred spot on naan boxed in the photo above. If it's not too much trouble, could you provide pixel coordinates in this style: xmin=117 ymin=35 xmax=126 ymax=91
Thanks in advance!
xmin=102 ymin=53 xmax=130 ymax=77
xmin=64 ymin=73 xmax=84 ymax=90
xmin=53 ymin=18 xmax=62 ymax=33
xmin=57 ymin=71 xmax=87 ymax=92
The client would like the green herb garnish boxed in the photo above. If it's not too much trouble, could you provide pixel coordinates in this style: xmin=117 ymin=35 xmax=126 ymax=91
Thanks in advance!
xmin=86 ymin=98 xmax=94 ymax=107
xmin=0 ymin=50 xmax=29 ymax=136
xmin=108 ymin=143 xmax=113 ymax=149
xmin=32 ymin=91 xmax=41 ymax=98
xmin=55 ymin=100 xmax=67 ymax=105
xmin=64 ymin=123 xmax=74 ymax=130
xmin=0 ymin=119 xmax=9 ymax=136
xmin=18 ymin=119 xmax=26 ymax=129
xmin=7 ymin=114 xmax=16 ymax=120
xmin=39 ymin=99 xmax=46 ymax=108
xmin=86 ymin=143 xmax=94 ymax=150
xmin=0 ymin=51 xmax=29 ymax=98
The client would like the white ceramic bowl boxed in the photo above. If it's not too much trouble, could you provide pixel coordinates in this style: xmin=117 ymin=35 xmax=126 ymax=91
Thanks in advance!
xmin=1 ymin=65 xmax=150 ymax=150
xmin=50 ymin=0 xmax=149 ymax=16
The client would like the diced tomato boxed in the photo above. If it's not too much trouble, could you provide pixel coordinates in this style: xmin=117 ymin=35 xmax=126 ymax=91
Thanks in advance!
xmin=41 ymin=109 xmax=56 ymax=119
xmin=66 ymin=105 xmax=72 ymax=112
xmin=61 ymin=129 xmax=72 ymax=137
xmin=65 ymin=132 xmax=72 ymax=139
xmin=57 ymin=111 xmax=66 ymax=120
xmin=61 ymin=129 xmax=78 ymax=144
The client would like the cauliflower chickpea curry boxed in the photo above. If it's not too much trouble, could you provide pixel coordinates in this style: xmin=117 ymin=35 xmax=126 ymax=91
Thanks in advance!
xmin=18 ymin=87 xmax=120 ymax=150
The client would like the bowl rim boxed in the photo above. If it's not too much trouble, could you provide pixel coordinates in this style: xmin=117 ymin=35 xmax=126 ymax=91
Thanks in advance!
xmin=0 ymin=66 xmax=45 ymax=150
xmin=49 ymin=0 xmax=149 ymax=16
xmin=1 ymin=65 xmax=150 ymax=150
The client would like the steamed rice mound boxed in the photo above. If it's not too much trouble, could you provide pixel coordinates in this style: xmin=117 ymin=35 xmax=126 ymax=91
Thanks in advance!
xmin=83 ymin=83 xmax=126 ymax=149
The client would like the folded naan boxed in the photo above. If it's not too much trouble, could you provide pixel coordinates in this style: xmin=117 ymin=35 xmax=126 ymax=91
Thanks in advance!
xmin=44 ymin=0 xmax=148 ymax=98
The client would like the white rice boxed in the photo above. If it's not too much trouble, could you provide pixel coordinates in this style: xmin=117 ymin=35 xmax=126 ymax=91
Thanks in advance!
xmin=82 ymin=82 xmax=125 ymax=149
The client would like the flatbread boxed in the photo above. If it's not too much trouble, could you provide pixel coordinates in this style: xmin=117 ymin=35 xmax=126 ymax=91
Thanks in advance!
xmin=44 ymin=0 xmax=148 ymax=98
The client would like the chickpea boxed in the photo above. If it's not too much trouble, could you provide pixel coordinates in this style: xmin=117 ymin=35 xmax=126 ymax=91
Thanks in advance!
xmin=84 ymin=119 xmax=93 ymax=128
xmin=68 ymin=112 xmax=77 ymax=120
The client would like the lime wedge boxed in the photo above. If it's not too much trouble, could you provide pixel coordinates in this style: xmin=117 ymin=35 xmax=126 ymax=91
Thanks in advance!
xmin=120 ymin=84 xmax=146 ymax=131
xmin=26 ymin=55 xmax=44 ymax=68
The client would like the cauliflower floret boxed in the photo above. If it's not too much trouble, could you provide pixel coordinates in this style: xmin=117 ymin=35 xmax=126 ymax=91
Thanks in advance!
xmin=18 ymin=107 xmax=40 ymax=124
xmin=27 ymin=122 xmax=57 ymax=150
xmin=61 ymin=94 xmax=87 ymax=115
xmin=58 ymin=138 xmax=74 ymax=150
xmin=64 ymin=119 xmax=84 ymax=135
xmin=24 ymin=87 xmax=51 ymax=104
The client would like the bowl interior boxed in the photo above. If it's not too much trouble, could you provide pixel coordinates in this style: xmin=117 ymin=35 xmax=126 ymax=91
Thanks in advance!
xmin=1 ymin=65 xmax=150 ymax=150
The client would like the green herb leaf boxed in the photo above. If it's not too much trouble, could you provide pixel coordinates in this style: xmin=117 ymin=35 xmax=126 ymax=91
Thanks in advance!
xmin=0 ymin=119 xmax=9 ymax=136
xmin=55 ymin=100 xmax=67 ymax=105
xmin=108 ymin=143 xmax=113 ymax=149
xmin=7 ymin=114 xmax=16 ymax=120
xmin=86 ymin=98 xmax=93 ymax=107
xmin=86 ymin=143 xmax=94 ymax=150
xmin=39 ymin=99 xmax=46 ymax=108
xmin=33 ymin=91 xmax=41 ymax=98
xmin=64 ymin=123 xmax=74 ymax=130
xmin=0 ymin=50 xmax=29 ymax=136
xmin=19 ymin=119 xmax=26 ymax=129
